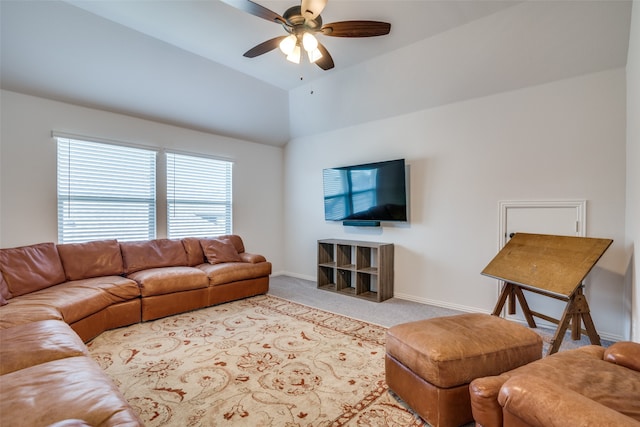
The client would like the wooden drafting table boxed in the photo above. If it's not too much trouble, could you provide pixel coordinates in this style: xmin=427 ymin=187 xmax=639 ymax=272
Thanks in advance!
xmin=481 ymin=233 xmax=612 ymax=355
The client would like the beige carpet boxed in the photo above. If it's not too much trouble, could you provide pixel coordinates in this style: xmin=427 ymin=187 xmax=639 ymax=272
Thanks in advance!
xmin=88 ymin=295 xmax=425 ymax=426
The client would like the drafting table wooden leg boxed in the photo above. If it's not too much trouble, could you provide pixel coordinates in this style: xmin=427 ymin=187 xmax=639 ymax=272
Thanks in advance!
xmin=574 ymin=289 xmax=601 ymax=346
xmin=508 ymin=284 xmax=517 ymax=315
xmin=571 ymin=313 xmax=580 ymax=340
xmin=549 ymin=306 xmax=572 ymax=355
xmin=548 ymin=289 xmax=600 ymax=355
xmin=492 ymin=282 xmax=511 ymax=316
xmin=492 ymin=282 xmax=537 ymax=328
xmin=514 ymin=286 xmax=537 ymax=328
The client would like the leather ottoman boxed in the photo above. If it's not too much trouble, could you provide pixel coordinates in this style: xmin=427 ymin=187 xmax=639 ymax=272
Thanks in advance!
xmin=385 ymin=313 xmax=542 ymax=427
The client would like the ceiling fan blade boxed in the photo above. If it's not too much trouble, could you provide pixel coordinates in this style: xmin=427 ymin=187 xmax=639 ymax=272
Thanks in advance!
xmin=243 ymin=36 xmax=287 ymax=58
xmin=301 ymin=0 xmax=327 ymax=22
xmin=220 ymin=0 xmax=286 ymax=25
xmin=321 ymin=21 xmax=391 ymax=37
xmin=315 ymin=42 xmax=334 ymax=70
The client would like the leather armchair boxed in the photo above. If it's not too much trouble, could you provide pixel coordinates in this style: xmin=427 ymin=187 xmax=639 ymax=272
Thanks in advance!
xmin=498 ymin=374 xmax=640 ymax=427
xmin=470 ymin=341 xmax=640 ymax=427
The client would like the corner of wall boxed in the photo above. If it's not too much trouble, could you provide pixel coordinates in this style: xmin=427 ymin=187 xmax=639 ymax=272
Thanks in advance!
xmin=627 ymin=0 xmax=640 ymax=342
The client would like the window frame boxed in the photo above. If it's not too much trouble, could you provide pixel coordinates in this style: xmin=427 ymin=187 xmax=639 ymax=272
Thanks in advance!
xmin=55 ymin=134 xmax=158 ymax=243
xmin=165 ymin=151 xmax=233 ymax=239
xmin=54 ymin=132 xmax=234 ymax=243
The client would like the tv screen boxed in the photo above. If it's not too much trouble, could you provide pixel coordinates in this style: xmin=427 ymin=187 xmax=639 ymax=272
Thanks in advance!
xmin=323 ymin=159 xmax=408 ymax=222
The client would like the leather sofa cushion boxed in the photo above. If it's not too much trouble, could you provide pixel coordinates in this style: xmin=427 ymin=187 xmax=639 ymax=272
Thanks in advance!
xmin=219 ymin=234 xmax=245 ymax=253
xmin=201 ymin=239 xmax=243 ymax=264
xmin=498 ymin=374 xmax=640 ymax=427
xmin=0 ymin=357 xmax=142 ymax=426
xmin=182 ymin=237 xmax=205 ymax=266
xmin=128 ymin=266 xmax=209 ymax=296
xmin=0 ymin=274 xmax=9 ymax=304
xmin=66 ymin=275 xmax=141 ymax=300
xmin=57 ymin=239 xmax=124 ymax=281
xmin=0 ymin=242 xmax=66 ymax=297
xmin=0 ymin=303 xmax=64 ymax=329
xmin=184 ymin=235 xmax=248 ymax=266
xmin=385 ymin=313 xmax=542 ymax=388
xmin=198 ymin=261 xmax=272 ymax=286
xmin=199 ymin=235 xmax=245 ymax=253
xmin=0 ymin=320 xmax=87 ymax=375
xmin=120 ymin=239 xmax=188 ymax=273
xmin=7 ymin=277 xmax=140 ymax=324
xmin=471 ymin=344 xmax=640 ymax=422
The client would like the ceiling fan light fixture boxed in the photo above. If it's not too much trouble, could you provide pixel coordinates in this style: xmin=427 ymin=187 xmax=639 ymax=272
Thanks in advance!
xmin=286 ymin=45 xmax=301 ymax=64
xmin=279 ymin=34 xmax=297 ymax=55
xmin=302 ymin=32 xmax=318 ymax=52
xmin=224 ymin=0 xmax=390 ymax=72
xmin=301 ymin=0 xmax=327 ymax=21
xmin=308 ymin=47 xmax=323 ymax=63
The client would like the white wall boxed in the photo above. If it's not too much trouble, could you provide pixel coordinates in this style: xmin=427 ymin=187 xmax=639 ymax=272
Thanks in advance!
xmin=0 ymin=90 xmax=285 ymax=271
xmin=1 ymin=1 xmax=291 ymax=146
xmin=284 ymin=68 xmax=628 ymax=341
xmin=627 ymin=0 xmax=640 ymax=342
xmin=289 ymin=1 xmax=631 ymax=141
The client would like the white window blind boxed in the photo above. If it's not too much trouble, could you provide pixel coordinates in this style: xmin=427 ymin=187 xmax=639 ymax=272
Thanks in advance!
xmin=166 ymin=152 xmax=232 ymax=238
xmin=56 ymin=137 xmax=157 ymax=243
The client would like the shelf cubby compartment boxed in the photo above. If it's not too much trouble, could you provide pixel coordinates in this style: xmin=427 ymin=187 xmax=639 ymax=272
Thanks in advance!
xmin=336 ymin=244 xmax=354 ymax=269
xmin=336 ymin=268 xmax=355 ymax=294
xmin=356 ymin=272 xmax=379 ymax=300
xmin=317 ymin=265 xmax=336 ymax=291
xmin=318 ymin=242 xmax=335 ymax=267
xmin=356 ymin=246 xmax=371 ymax=270
xmin=317 ymin=239 xmax=394 ymax=303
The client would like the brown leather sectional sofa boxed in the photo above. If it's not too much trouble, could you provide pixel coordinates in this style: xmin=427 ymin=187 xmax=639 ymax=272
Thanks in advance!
xmin=470 ymin=341 xmax=640 ymax=427
xmin=0 ymin=235 xmax=271 ymax=426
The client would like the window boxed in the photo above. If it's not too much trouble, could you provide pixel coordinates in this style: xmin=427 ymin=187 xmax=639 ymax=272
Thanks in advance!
xmin=166 ymin=152 xmax=232 ymax=238
xmin=56 ymin=137 xmax=157 ymax=243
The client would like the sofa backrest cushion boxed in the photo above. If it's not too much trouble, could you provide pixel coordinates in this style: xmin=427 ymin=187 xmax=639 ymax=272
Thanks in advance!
xmin=0 ymin=274 xmax=10 ymax=303
xmin=184 ymin=235 xmax=246 ymax=266
xmin=200 ymin=239 xmax=243 ymax=264
xmin=218 ymin=235 xmax=245 ymax=254
xmin=182 ymin=237 xmax=205 ymax=266
xmin=120 ymin=239 xmax=188 ymax=274
xmin=0 ymin=242 xmax=66 ymax=297
xmin=57 ymin=239 xmax=124 ymax=281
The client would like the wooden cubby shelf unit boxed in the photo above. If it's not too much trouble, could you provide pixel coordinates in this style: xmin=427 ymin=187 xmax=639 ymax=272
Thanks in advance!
xmin=317 ymin=239 xmax=394 ymax=302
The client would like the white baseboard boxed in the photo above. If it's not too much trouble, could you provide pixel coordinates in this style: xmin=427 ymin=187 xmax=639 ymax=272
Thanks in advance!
xmin=398 ymin=294 xmax=624 ymax=341
xmin=273 ymin=274 xmax=625 ymax=342
xmin=274 ymin=271 xmax=315 ymax=281
xmin=392 ymin=292 xmax=490 ymax=315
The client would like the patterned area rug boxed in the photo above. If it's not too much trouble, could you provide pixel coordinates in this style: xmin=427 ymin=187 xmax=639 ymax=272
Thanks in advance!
xmin=87 ymin=295 xmax=425 ymax=426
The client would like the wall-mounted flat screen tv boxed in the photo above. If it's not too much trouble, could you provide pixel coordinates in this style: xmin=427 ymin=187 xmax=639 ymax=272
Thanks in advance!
xmin=323 ymin=158 xmax=408 ymax=223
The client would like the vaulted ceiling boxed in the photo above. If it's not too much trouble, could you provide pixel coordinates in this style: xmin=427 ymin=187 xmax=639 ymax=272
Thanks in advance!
xmin=1 ymin=1 xmax=633 ymax=146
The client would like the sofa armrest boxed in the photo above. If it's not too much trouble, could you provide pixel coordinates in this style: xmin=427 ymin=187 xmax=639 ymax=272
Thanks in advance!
xmin=604 ymin=341 xmax=640 ymax=372
xmin=498 ymin=374 xmax=639 ymax=427
xmin=469 ymin=375 xmax=508 ymax=427
xmin=239 ymin=252 xmax=266 ymax=264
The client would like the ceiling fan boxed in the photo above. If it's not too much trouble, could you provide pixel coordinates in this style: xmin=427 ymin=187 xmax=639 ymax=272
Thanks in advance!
xmin=221 ymin=0 xmax=391 ymax=70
